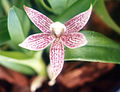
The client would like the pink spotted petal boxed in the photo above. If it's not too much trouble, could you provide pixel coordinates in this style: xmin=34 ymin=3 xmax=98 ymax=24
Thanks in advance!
xmin=24 ymin=5 xmax=53 ymax=33
xmin=61 ymin=33 xmax=88 ymax=48
xmin=64 ymin=5 xmax=92 ymax=33
xmin=19 ymin=33 xmax=55 ymax=51
xmin=49 ymin=39 xmax=64 ymax=80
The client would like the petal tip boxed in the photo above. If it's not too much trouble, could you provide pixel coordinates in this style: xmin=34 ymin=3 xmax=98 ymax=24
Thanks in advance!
xmin=48 ymin=80 xmax=56 ymax=86
xmin=64 ymin=4 xmax=93 ymax=33
xmin=47 ymin=64 xmax=61 ymax=82
xmin=23 ymin=5 xmax=29 ymax=12
xmin=23 ymin=5 xmax=26 ymax=8
xmin=18 ymin=42 xmax=26 ymax=48
xmin=90 ymin=4 xmax=93 ymax=9
xmin=82 ymin=39 xmax=88 ymax=46
xmin=89 ymin=5 xmax=93 ymax=14
xmin=79 ymin=34 xmax=88 ymax=47
xmin=19 ymin=41 xmax=28 ymax=49
xmin=18 ymin=43 xmax=23 ymax=47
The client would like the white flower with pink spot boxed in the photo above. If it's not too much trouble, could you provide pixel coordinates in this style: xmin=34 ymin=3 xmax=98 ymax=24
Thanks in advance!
xmin=19 ymin=5 xmax=92 ymax=81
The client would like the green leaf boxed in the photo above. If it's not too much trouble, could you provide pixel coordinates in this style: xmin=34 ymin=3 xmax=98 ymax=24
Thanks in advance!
xmin=94 ymin=0 xmax=120 ymax=34
xmin=55 ymin=0 xmax=91 ymax=23
xmin=1 ymin=0 xmax=11 ymax=14
xmin=0 ymin=0 xmax=4 ymax=17
xmin=66 ymin=0 xmax=78 ymax=7
xmin=12 ymin=0 xmax=31 ymax=9
xmin=48 ymin=0 xmax=96 ymax=15
xmin=37 ymin=0 xmax=54 ymax=13
xmin=66 ymin=0 xmax=97 ymax=8
xmin=65 ymin=31 xmax=120 ymax=64
xmin=0 ymin=53 xmax=36 ymax=75
xmin=0 ymin=17 xmax=10 ymax=45
xmin=8 ymin=6 xmax=30 ymax=45
xmin=48 ymin=0 xmax=67 ymax=14
xmin=0 ymin=59 xmax=36 ymax=75
xmin=0 ymin=51 xmax=46 ymax=76
xmin=0 ymin=51 xmax=33 ymax=59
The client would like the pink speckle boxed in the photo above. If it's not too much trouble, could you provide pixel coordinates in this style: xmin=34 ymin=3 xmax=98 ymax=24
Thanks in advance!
xmin=61 ymin=33 xmax=88 ymax=48
xmin=19 ymin=5 xmax=92 ymax=81
xmin=49 ymin=40 xmax=64 ymax=80
xmin=24 ymin=6 xmax=53 ymax=33
xmin=19 ymin=33 xmax=55 ymax=51
xmin=64 ymin=5 xmax=92 ymax=33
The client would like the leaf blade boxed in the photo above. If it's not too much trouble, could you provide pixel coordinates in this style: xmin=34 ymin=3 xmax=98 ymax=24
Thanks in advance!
xmin=0 ymin=17 xmax=10 ymax=45
xmin=48 ymin=0 xmax=67 ymax=14
xmin=94 ymin=0 xmax=120 ymax=34
xmin=0 ymin=51 xmax=46 ymax=76
xmin=55 ymin=0 xmax=91 ymax=23
xmin=0 ymin=55 xmax=36 ymax=75
xmin=65 ymin=31 xmax=120 ymax=64
xmin=8 ymin=6 xmax=30 ymax=45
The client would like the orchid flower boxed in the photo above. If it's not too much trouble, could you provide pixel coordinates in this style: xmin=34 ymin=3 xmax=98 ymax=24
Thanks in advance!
xmin=19 ymin=5 xmax=92 ymax=81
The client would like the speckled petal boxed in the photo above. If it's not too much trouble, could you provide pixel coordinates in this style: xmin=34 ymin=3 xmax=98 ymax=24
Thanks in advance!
xmin=49 ymin=39 xmax=64 ymax=80
xmin=24 ymin=5 xmax=53 ymax=33
xmin=64 ymin=5 xmax=92 ymax=33
xmin=61 ymin=33 xmax=87 ymax=48
xmin=19 ymin=33 xmax=55 ymax=51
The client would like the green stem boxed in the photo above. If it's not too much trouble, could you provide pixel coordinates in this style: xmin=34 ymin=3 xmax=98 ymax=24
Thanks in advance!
xmin=13 ymin=51 xmax=47 ymax=77
xmin=1 ymin=0 xmax=11 ymax=15
xmin=40 ymin=0 xmax=54 ymax=12
xmin=31 ymin=51 xmax=47 ymax=77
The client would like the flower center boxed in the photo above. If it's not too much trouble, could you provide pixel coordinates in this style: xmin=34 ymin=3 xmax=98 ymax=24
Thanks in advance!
xmin=50 ymin=22 xmax=66 ymax=38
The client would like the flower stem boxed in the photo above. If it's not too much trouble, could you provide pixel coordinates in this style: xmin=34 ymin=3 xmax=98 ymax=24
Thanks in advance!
xmin=1 ymin=0 xmax=11 ymax=15
xmin=40 ymin=0 xmax=54 ymax=12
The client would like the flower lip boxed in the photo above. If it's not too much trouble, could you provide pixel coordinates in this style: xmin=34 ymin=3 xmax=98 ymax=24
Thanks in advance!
xmin=50 ymin=22 xmax=66 ymax=38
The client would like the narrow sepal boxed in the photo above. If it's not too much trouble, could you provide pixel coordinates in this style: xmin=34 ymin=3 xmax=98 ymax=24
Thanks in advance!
xmin=64 ymin=5 xmax=92 ymax=33
xmin=24 ymin=5 xmax=53 ymax=33
xmin=19 ymin=33 xmax=55 ymax=51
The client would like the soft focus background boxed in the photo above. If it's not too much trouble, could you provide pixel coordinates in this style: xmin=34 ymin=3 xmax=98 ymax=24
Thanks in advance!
xmin=0 ymin=0 xmax=120 ymax=92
